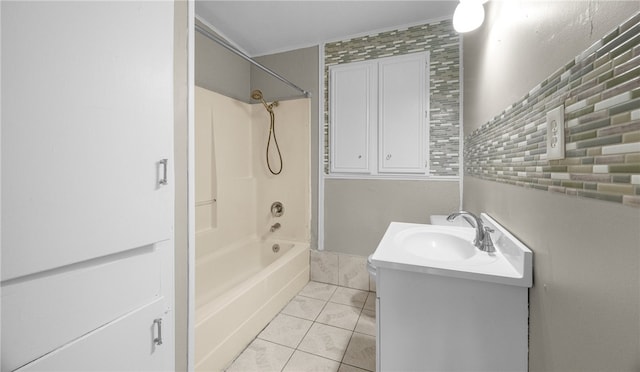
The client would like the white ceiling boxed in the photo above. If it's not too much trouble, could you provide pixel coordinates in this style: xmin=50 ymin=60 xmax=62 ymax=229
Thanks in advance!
xmin=195 ymin=1 xmax=458 ymax=57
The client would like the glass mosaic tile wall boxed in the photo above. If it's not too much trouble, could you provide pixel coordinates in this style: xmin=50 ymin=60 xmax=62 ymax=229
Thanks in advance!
xmin=465 ymin=13 xmax=640 ymax=208
xmin=324 ymin=20 xmax=461 ymax=177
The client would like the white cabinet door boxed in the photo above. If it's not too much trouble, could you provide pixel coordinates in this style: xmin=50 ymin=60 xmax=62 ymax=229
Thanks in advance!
xmin=329 ymin=62 xmax=376 ymax=173
xmin=1 ymin=2 xmax=175 ymax=370
xmin=15 ymin=298 xmax=172 ymax=372
xmin=328 ymin=53 xmax=428 ymax=176
xmin=1 ymin=1 xmax=174 ymax=281
xmin=378 ymin=53 xmax=427 ymax=173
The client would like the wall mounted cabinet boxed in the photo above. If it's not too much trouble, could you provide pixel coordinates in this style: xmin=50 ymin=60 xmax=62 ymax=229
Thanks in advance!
xmin=329 ymin=52 xmax=428 ymax=176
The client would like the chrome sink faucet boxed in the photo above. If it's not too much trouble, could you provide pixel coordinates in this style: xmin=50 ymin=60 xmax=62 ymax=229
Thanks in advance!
xmin=446 ymin=211 xmax=495 ymax=253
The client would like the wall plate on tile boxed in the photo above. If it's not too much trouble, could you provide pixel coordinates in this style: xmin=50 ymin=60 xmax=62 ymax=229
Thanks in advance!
xmin=546 ymin=105 xmax=565 ymax=160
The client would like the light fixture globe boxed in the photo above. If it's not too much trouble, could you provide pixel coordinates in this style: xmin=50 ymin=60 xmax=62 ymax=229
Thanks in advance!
xmin=453 ymin=1 xmax=485 ymax=33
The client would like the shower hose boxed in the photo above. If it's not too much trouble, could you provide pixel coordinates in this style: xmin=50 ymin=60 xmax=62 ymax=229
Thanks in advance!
xmin=266 ymin=108 xmax=283 ymax=175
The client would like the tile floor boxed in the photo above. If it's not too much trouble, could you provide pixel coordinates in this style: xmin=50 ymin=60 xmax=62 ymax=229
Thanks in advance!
xmin=225 ymin=281 xmax=376 ymax=372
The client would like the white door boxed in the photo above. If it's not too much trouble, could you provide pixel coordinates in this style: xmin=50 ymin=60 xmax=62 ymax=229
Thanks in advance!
xmin=1 ymin=1 xmax=175 ymax=370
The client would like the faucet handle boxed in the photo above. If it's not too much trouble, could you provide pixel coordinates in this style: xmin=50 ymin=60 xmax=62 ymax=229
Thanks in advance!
xmin=271 ymin=201 xmax=284 ymax=217
xmin=481 ymin=226 xmax=496 ymax=253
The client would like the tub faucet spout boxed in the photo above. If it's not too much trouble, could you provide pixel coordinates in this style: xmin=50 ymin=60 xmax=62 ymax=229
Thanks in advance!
xmin=270 ymin=223 xmax=281 ymax=232
xmin=446 ymin=211 xmax=495 ymax=253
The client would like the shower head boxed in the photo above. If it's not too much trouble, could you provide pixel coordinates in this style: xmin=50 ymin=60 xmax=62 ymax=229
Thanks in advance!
xmin=251 ymin=90 xmax=263 ymax=101
xmin=252 ymin=89 xmax=278 ymax=112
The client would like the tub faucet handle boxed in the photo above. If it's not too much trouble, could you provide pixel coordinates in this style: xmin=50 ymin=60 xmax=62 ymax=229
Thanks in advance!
xmin=271 ymin=201 xmax=284 ymax=217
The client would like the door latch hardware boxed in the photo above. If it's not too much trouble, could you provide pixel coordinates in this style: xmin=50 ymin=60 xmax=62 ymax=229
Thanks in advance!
xmin=159 ymin=159 xmax=168 ymax=186
xmin=153 ymin=318 xmax=163 ymax=345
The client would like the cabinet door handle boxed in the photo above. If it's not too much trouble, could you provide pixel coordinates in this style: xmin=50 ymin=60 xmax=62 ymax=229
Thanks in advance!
xmin=153 ymin=318 xmax=163 ymax=345
xmin=159 ymin=159 xmax=168 ymax=186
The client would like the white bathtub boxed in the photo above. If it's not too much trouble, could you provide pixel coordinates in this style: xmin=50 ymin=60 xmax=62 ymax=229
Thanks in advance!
xmin=194 ymin=237 xmax=309 ymax=372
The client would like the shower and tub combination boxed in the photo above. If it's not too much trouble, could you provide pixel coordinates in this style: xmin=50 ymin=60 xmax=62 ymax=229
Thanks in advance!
xmin=193 ymin=85 xmax=311 ymax=372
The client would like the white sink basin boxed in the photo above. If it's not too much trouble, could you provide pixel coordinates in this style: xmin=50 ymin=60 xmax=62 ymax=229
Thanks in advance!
xmin=397 ymin=229 xmax=475 ymax=261
xmin=371 ymin=214 xmax=533 ymax=287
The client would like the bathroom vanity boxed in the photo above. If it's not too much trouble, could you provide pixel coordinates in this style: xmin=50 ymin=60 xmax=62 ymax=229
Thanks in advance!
xmin=371 ymin=213 xmax=532 ymax=372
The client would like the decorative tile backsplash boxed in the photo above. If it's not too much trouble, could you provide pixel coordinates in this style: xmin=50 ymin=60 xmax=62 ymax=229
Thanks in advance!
xmin=465 ymin=12 xmax=640 ymax=208
xmin=324 ymin=20 xmax=460 ymax=177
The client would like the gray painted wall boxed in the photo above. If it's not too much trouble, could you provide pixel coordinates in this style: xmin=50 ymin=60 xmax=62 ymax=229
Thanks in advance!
xmin=195 ymin=21 xmax=250 ymax=102
xmin=465 ymin=177 xmax=640 ymax=370
xmin=463 ymin=0 xmax=640 ymax=133
xmin=253 ymin=47 xmax=320 ymax=249
xmin=325 ymin=180 xmax=459 ymax=256
xmin=252 ymin=47 xmax=318 ymax=103
xmin=463 ymin=1 xmax=640 ymax=370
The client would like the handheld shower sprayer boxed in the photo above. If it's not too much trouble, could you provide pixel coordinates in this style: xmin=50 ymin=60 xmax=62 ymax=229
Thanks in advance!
xmin=251 ymin=89 xmax=278 ymax=112
xmin=251 ymin=89 xmax=283 ymax=175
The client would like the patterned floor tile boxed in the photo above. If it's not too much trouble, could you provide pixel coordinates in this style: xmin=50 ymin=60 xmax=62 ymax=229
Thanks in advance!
xmin=342 ymin=333 xmax=376 ymax=371
xmin=329 ymin=287 xmax=369 ymax=308
xmin=338 ymin=363 xmax=370 ymax=372
xmin=316 ymin=302 xmax=362 ymax=331
xmin=225 ymin=339 xmax=294 ymax=372
xmin=281 ymin=295 xmax=327 ymax=321
xmin=224 ymin=282 xmax=377 ymax=372
xmin=299 ymin=281 xmax=339 ymax=301
xmin=354 ymin=309 xmax=375 ymax=337
xmin=258 ymin=313 xmax=313 ymax=348
xmin=363 ymin=292 xmax=376 ymax=312
xmin=282 ymin=350 xmax=340 ymax=372
xmin=297 ymin=323 xmax=353 ymax=361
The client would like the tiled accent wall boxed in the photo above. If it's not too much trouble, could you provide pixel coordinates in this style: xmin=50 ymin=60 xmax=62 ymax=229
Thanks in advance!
xmin=324 ymin=20 xmax=460 ymax=177
xmin=465 ymin=13 xmax=640 ymax=208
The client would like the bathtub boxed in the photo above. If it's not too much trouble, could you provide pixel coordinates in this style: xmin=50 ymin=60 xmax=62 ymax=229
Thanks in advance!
xmin=194 ymin=237 xmax=309 ymax=372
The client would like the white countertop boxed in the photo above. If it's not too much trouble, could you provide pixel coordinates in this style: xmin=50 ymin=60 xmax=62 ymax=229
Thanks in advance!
xmin=371 ymin=214 xmax=533 ymax=287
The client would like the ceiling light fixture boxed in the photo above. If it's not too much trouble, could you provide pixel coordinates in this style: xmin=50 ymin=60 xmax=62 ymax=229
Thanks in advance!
xmin=453 ymin=0 xmax=487 ymax=33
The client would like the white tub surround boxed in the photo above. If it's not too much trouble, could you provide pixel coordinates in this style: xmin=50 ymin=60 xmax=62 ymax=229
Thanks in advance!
xmin=194 ymin=87 xmax=311 ymax=371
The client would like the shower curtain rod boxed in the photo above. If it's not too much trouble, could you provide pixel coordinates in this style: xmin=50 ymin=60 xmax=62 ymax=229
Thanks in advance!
xmin=195 ymin=23 xmax=311 ymax=98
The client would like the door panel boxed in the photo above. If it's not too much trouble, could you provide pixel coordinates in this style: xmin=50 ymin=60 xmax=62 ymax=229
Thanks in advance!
xmin=1 ymin=244 xmax=164 ymax=371
xmin=378 ymin=53 xmax=427 ymax=173
xmin=15 ymin=299 xmax=171 ymax=372
xmin=329 ymin=63 xmax=376 ymax=173
xmin=1 ymin=1 xmax=174 ymax=281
